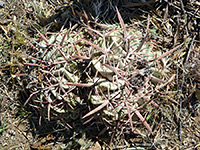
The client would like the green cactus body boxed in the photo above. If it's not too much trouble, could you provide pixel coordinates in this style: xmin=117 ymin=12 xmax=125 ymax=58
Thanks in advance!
xmin=27 ymin=23 xmax=162 ymax=128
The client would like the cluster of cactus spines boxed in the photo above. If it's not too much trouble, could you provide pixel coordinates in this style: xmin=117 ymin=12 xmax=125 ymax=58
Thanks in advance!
xmin=25 ymin=9 xmax=173 ymax=136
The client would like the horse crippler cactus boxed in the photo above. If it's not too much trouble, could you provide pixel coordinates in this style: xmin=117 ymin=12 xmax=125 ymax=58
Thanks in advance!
xmin=24 ymin=12 xmax=168 ymax=138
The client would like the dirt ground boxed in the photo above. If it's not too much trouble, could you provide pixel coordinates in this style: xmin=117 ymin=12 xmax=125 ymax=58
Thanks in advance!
xmin=0 ymin=0 xmax=200 ymax=149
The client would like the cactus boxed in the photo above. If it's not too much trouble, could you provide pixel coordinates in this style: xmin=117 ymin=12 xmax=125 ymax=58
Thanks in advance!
xmin=25 ymin=10 xmax=165 ymax=137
